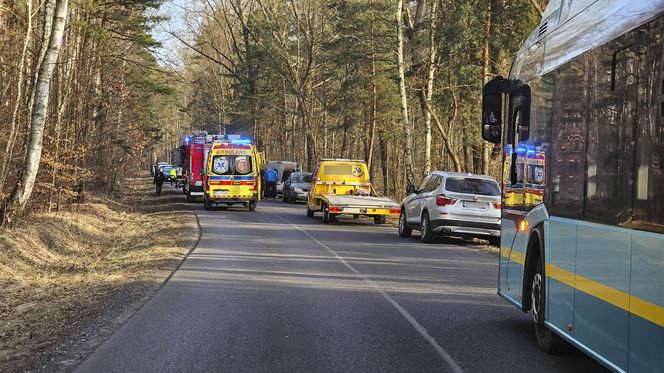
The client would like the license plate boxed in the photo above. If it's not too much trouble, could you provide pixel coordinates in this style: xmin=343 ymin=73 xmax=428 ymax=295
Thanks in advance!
xmin=463 ymin=201 xmax=485 ymax=209
xmin=214 ymin=190 xmax=229 ymax=195
xmin=343 ymin=207 xmax=361 ymax=214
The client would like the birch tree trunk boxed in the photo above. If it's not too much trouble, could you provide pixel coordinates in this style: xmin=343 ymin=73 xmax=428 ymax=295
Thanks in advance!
xmin=481 ymin=0 xmax=492 ymax=175
xmin=396 ymin=0 xmax=415 ymax=190
xmin=5 ymin=0 xmax=69 ymax=220
xmin=422 ymin=1 xmax=437 ymax=175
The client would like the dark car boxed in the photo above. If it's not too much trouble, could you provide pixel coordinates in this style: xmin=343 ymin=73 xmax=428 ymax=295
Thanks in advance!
xmin=282 ymin=172 xmax=312 ymax=204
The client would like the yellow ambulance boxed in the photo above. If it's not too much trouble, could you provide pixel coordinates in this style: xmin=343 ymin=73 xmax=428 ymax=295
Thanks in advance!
xmin=203 ymin=138 xmax=264 ymax=211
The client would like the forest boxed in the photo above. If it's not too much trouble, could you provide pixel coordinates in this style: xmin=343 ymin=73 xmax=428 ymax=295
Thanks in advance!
xmin=0 ymin=0 xmax=546 ymax=224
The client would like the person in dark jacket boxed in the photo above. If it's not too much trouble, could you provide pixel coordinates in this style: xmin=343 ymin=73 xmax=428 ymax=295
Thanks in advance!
xmin=154 ymin=170 xmax=165 ymax=196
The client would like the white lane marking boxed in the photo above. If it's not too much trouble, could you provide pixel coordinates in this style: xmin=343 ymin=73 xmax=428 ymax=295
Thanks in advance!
xmin=269 ymin=212 xmax=464 ymax=373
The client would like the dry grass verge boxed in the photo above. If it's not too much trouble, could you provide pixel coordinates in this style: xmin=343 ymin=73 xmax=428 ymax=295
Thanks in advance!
xmin=0 ymin=176 xmax=197 ymax=372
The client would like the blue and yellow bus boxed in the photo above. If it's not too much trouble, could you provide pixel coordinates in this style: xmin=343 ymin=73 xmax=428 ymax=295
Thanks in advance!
xmin=481 ymin=1 xmax=664 ymax=371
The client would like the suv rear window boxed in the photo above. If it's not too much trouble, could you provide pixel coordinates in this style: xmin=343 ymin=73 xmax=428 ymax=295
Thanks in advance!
xmin=445 ymin=177 xmax=500 ymax=196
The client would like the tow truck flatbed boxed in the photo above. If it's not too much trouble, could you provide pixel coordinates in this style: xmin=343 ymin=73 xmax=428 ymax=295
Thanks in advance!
xmin=306 ymin=159 xmax=400 ymax=224
xmin=320 ymin=194 xmax=400 ymax=211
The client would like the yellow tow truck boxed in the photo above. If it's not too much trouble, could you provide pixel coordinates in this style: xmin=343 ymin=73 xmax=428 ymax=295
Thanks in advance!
xmin=306 ymin=159 xmax=400 ymax=224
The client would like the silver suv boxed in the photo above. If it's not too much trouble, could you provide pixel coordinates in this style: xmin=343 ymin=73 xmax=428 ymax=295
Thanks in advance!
xmin=398 ymin=172 xmax=501 ymax=244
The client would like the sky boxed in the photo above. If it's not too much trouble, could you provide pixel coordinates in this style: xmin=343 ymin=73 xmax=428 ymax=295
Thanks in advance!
xmin=151 ymin=0 xmax=195 ymax=68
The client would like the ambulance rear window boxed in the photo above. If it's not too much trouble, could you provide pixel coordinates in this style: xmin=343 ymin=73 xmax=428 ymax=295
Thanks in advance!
xmin=211 ymin=155 xmax=252 ymax=175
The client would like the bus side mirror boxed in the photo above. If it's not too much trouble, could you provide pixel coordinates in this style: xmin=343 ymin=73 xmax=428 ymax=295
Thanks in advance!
xmin=482 ymin=78 xmax=504 ymax=144
xmin=510 ymin=85 xmax=531 ymax=142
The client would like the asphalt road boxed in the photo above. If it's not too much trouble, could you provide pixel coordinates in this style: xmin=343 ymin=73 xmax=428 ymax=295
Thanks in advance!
xmin=76 ymin=193 xmax=607 ymax=373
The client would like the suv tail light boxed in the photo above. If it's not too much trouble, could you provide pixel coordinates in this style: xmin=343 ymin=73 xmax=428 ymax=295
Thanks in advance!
xmin=493 ymin=202 xmax=501 ymax=209
xmin=436 ymin=195 xmax=457 ymax=206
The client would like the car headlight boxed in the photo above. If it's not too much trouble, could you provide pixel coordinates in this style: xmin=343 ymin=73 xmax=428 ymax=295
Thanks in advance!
xmin=293 ymin=187 xmax=304 ymax=193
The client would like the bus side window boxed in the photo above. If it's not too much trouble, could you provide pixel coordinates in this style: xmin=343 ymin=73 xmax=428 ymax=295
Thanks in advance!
xmin=584 ymin=37 xmax=638 ymax=227
xmin=634 ymin=32 xmax=664 ymax=233
xmin=547 ymin=58 xmax=587 ymax=219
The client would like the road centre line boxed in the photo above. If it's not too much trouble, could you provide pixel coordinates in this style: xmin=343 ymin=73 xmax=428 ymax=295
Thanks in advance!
xmin=269 ymin=211 xmax=464 ymax=373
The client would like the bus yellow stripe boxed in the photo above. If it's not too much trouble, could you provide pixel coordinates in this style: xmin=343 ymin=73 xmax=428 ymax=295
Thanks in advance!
xmin=630 ymin=296 xmax=664 ymax=328
xmin=545 ymin=263 xmax=575 ymax=288
xmin=499 ymin=252 xmax=664 ymax=328
xmin=546 ymin=263 xmax=664 ymax=328
xmin=500 ymin=247 xmax=525 ymax=265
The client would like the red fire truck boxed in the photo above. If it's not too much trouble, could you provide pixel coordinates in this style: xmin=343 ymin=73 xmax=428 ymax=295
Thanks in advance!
xmin=182 ymin=131 xmax=211 ymax=202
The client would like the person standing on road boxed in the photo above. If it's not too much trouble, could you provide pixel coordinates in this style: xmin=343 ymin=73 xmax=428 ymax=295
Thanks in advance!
xmin=264 ymin=168 xmax=278 ymax=199
xmin=169 ymin=167 xmax=177 ymax=185
xmin=154 ymin=170 xmax=165 ymax=196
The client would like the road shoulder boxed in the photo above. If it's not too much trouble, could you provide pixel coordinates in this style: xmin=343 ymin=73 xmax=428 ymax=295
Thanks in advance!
xmin=0 ymin=176 xmax=198 ymax=372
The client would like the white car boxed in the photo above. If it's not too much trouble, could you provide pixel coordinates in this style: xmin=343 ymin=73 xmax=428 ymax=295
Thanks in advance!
xmin=398 ymin=172 xmax=501 ymax=244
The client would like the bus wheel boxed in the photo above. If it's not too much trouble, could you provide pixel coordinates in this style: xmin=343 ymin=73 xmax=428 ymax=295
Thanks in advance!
xmin=532 ymin=257 xmax=563 ymax=354
xmin=186 ymin=191 xmax=193 ymax=203
xmin=306 ymin=206 xmax=315 ymax=217
xmin=248 ymin=201 xmax=257 ymax=211
xmin=374 ymin=215 xmax=386 ymax=225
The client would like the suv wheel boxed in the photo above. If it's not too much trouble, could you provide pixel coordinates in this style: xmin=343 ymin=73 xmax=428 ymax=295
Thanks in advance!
xmin=398 ymin=210 xmax=412 ymax=238
xmin=420 ymin=212 xmax=434 ymax=243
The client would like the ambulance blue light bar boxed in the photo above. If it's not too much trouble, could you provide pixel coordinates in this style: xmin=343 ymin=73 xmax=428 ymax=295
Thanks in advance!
xmin=229 ymin=138 xmax=252 ymax=145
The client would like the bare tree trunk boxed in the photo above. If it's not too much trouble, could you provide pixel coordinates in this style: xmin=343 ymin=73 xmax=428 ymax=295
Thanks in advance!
xmin=481 ymin=0 xmax=492 ymax=175
xmin=378 ymin=129 xmax=389 ymax=194
xmin=462 ymin=118 xmax=473 ymax=172
xmin=421 ymin=1 xmax=436 ymax=175
xmin=529 ymin=0 xmax=544 ymax=16
xmin=424 ymin=97 xmax=461 ymax=172
xmin=396 ymin=0 xmax=415 ymax=189
xmin=366 ymin=0 xmax=377 ymax=172
xmin=281 ymin=78 xmax=288 ymax=158
xmin=0 ymin=0 xmax=35 ymax=192
xmin=4 ymin=0 xmax=69 ymax=221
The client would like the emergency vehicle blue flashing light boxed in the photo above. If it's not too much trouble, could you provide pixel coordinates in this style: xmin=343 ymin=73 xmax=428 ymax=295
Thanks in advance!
xmin=230 ymin=139 xmax=252 ymax=145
